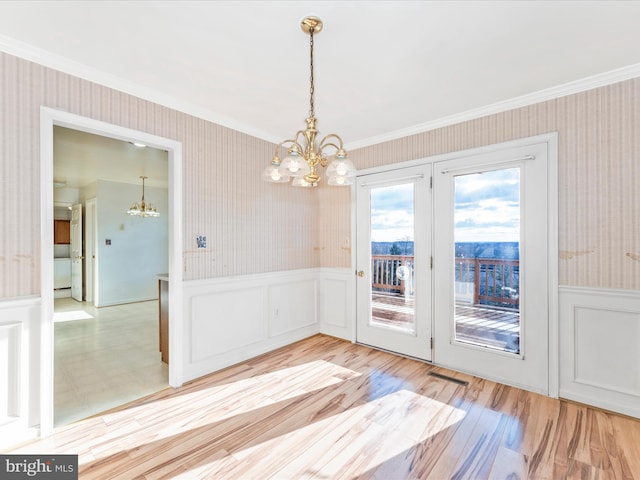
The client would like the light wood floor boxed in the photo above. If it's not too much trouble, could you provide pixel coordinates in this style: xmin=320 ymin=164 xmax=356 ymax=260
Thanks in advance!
xmin=13 ymin=334 xmax=640 ymax=479
xmin=54 ymin=298 xmax=168 ymax=427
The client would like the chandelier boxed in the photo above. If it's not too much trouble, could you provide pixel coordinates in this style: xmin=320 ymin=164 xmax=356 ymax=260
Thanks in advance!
xmin=127 ymin=176 xmax=159 ymax=217
xmin=262 ymin=16 xmax=355 ymax=187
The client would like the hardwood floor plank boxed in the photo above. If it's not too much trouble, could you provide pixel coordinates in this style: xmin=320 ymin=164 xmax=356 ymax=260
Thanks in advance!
xmin=450 ymin=409 xmax=510 ymax=478
xmin=488 ymin=446 xmax=529 ymax=479
xmin=7 ymin=334 xmax=640 ymax=479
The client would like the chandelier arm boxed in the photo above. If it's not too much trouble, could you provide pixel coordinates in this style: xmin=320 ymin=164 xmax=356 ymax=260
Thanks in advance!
xmin=319 ymin=144 xmax=342 ymax=159
xmin=278 ymin=140 xmax=304 ymax=154
xmin=275 ymin=138 xmax=303 ymax=152
xmin=319 ymin=142 xmax=340 ymax=151
xmin=319 ymin=133 xmax=344 ymax=147
xmin=319 ymin=133 xmax=345 ymax=150
xmin=293 ymin=129 xmax=306 ymax=144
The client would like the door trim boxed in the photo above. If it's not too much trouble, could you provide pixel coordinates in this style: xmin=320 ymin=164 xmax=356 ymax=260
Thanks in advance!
xmin=352 ymin=133 xmax=558 ymax=397
xmin=85 ymin=197 xmax=96 ymax=304
xmin=40 ymin=107 xmax=184 ymax=436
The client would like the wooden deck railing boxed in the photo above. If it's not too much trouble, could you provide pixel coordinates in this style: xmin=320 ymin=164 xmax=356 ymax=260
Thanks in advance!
xmin=371 ymin=255 xmax=414 ymax=295
xmin=371 ymin=255 xmax=519 ymax=308
xmin=456 ymin=257 xmax=519 ymax=307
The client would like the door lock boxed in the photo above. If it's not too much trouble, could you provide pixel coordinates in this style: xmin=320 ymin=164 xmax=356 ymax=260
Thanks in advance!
xmin=357 ymin=270 xmax=365 ymax=277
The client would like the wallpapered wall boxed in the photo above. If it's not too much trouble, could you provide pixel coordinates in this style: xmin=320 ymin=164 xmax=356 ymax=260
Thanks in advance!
xmin=1 ymin=50 xmax=639 ymax=297
xmin=333 ymin=77 xmax=639 ymax=290
xmin=0 ymin=52 xmax=322 ymax=298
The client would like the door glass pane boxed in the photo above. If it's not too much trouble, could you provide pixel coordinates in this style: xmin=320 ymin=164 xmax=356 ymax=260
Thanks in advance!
xmin=370 ymin=183 xmax=416 ymax=334
xmin=453 ymin=168 xmax=520 ymax=354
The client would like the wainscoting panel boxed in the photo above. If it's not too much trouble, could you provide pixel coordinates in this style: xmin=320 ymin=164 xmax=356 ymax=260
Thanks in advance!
xmin=0 ymin=296 xmax=40 ymax=449
xmin=317 ymin=268 xmax=354 ymax=340
xmin=0 ymin=323 xmax=22 ymax=423
xmin=182 ymin=269 xmax=322 ymax=382
xmin=268 ymin=280 xmax=317 ymax=337
xmin=559 ymin=287 xmax=640 ymax=418
xmin=190 ymin=287 xmax=266 ymax=363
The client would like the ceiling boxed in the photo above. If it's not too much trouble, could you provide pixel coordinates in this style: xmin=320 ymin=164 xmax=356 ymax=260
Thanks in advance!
xmin=54 ymin=126 xmax=168 ymax=189
xmin=2 ymin=1 xmax=640 ymax=150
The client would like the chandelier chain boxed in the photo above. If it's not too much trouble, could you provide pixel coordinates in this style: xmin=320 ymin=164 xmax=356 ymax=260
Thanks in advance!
xmin=309 ymin=27 xmax=315 ymax=118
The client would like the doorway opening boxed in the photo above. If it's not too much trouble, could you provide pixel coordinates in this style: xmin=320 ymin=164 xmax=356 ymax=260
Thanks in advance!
xmin=52 ymin=126 xmax=169 ymax=427
xmin=41 ymin=108 xmax=183 ymax=435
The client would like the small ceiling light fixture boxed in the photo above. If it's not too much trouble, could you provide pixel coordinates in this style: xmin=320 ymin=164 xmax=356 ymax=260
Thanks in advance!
xmin=127 ymin=176 xmax=159 ymax=217
xmin=131 ymin=142 xmax=147 ymax=148
xmin=262 ymin=16 xmax=356 ymax=187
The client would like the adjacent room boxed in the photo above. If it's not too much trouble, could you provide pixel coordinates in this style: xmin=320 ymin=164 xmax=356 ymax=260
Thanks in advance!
xmin=52 ymin=127 xmax=170 ymax=426
xmin=1 ymin=1 xmax=639 ymax=478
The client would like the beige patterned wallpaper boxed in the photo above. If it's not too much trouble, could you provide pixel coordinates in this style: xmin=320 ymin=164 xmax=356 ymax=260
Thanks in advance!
xmin=318 ymin=77 xmax=640 ymax=290
xmin=1 ymin=50 xmax=638 ymax=297
xmin=0 ymin=52 xmax=321 ymax=298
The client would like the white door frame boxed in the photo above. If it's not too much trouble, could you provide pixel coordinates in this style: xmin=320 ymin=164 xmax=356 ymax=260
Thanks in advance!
xmin=40 ymin=107 xmax=184 ymax=436
xmin=352 ymin=133 xmax=558 ymax=397
xmin=70 ymin=203 xmax=83 ymax=302
xmin=85 ymin=197 xmax=96 ymax=304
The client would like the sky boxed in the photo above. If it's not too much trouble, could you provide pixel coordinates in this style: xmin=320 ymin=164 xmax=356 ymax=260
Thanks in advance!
xmin=369 ymin=167 xmax=520 ymax=243
xmin=370 ymin=183 xmax=414 ymax=243
xmin=454 ymin=168 xmax=520 ymax=242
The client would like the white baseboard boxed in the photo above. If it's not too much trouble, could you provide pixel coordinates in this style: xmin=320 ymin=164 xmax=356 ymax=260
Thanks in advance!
xmin=53 ymin=288 xmax=71 ymax=299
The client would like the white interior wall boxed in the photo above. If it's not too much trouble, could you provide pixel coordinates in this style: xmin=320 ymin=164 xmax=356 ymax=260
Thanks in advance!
xmin=96 ymin=180 xmax=168 ymax=306
xmin=79 ymin=182 xmax=98 ymax=204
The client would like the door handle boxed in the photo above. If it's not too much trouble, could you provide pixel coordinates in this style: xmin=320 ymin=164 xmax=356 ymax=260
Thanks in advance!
xmin=357 ymin=270 xmax=365 ymax=277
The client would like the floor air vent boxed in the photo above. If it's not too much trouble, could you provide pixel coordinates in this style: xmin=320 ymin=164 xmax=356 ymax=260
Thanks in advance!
xmin=428 ymin=371 xmax=469 ymax=386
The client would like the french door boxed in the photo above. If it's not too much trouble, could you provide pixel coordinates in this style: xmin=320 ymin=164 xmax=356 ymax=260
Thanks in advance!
xmin=433 ymin=142 xmax=549 ymax=394
xmin=356 ymin=165 xmax=432 ymax=361
xmin=356 ymin=140 xmax=551 ymax=394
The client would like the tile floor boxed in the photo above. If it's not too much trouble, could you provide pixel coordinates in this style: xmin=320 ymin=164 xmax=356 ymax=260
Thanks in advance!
xmin=54 ymin=298 xmax=169 ymax=427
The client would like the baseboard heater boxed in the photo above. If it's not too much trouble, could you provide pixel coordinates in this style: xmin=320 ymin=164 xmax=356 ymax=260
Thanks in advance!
xmin=428 ymin=371 xmax=469 ymax=386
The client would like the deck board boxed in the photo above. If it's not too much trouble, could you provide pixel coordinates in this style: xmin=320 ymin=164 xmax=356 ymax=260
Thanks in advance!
xmin=372 ymin=293 xmax=520 ymax=352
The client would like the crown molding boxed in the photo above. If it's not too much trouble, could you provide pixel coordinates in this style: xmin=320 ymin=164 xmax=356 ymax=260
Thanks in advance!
xmin=2 ymin=33 xmax=639 ymax=151
xmin=346 ymin=62 xmax=640 ymax=150
xmin=0 ymin=33 xmax=281 ymax=145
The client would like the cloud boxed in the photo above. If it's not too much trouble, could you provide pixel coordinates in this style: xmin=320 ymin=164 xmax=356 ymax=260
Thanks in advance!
xmin=365 ymin=168 xmax=521 ymax=243
xmin=453 ymin=168 xmax=520 ymax=241
xmin=370 ymin=183 xmax=415 ymax=242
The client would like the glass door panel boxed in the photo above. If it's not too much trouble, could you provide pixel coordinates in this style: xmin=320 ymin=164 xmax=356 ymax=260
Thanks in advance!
xmin=453 ymin=168 xmax=521 ymax=354
xmin=370 ymin=183 xmax=416 ymax=334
